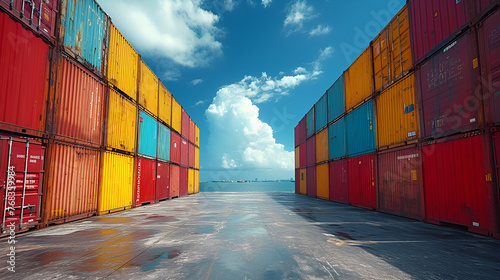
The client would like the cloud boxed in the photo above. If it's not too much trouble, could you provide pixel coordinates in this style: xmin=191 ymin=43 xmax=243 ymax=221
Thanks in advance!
xmin=309 ymin=24 xmax=331 ymax=36
xmin=191 ymin=79 xmax=204 ymax=85
xmin=224 ymin=0 xmax=236 ymax=11
xmin=312 ymin=46 xmax=334 ymax=74
xmin=262 ymin=0 xmax=272 ymax=7
xmin=195 ymin=100 xmax=206 ymax=106
xmin=97 ymin=0 xmax=222 ymax=68
xmin=284 ymin=0 xmax=317 ymax=34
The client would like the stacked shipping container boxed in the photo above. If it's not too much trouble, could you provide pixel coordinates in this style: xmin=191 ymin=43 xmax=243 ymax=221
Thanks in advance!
xmin=0 ymin=0 xmax=200 ymax=234
xmin=295 ymin=1 xmax=500 ymax=239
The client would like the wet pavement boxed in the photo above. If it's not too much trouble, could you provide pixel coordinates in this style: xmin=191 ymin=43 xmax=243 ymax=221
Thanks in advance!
xmin=1 ymin=192 xmax=500 ymax=279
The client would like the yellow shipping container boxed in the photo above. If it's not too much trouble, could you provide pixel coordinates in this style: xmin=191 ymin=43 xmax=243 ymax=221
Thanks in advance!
xmin=195 ymin=125 xmax=200 ymax=147
xmin=138 ymin=60 xmax=159 ymax=116
xmin=171 ymin=97 xmax=182 ymax=133
xmin=195 ymin=147 xmax=200 ymax=169
xmin=316 ymin=163 xmax=329 ymax=200
xmin=295 ymin=146 xmax=300 ymax=169
xmin=194 ymin=170 xmax=199 ymax=193
xmin=315 ymin=129 xmax=328 ymax=163
xmin=345 ymin=47 xmax=373 ymax=111
xmin=107 ymin=24 xmax=138 ymax=100
xmin=99 ymin=151 xmax=134 ymax=213
xmin=375 ymin=73 xmax=419 ymax=148
xmin=159 ymin=82 xmax=172 ymax=126
xmin=107 ymin=89 xmax=137 ymax=153
xmin=188 ymin=169 xmax=194 ymax=194
xmin=299 ymin=169 xmax=307 ymax=195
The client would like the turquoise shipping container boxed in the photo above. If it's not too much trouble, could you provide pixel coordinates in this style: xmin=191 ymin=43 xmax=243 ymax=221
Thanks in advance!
xmin=328 ymin=118 xmax=346 ymax=160
xmin=306 ymin=107 xmax=315 ymax=138
xmin=327 ymin=74 xmax=345 ymax=123
xmin=59 ymin=0 xmax=108 ymax=73
xmin=315 ymin=93 xmax=328 ymax=132
xmin=138 ymin=110 xmax=157 ymax=158
xmin=346 ymin=100 xmax=376 ymax=157
xmin=158 ymin=122 xmax=171 ymax=162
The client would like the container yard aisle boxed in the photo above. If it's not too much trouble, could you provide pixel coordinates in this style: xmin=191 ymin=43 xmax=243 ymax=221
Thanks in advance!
xmin=2 ymin=193 xmax=500 ymax=279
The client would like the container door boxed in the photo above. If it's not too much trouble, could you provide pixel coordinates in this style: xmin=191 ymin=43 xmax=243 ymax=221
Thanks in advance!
xmin=156 ymin=162 xmax=170 ymax=200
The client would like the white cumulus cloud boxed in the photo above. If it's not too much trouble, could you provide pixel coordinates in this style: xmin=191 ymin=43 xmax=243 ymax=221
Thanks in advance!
xmin=191 ymin=79 xmax=204 ymax=85
xmin=309 ymin=24 xmax=331 ymax=36
xmin=262 ymin=0 xmax=272 ymax=8
xmin=284 ymin=0 xmax=317 ymax=35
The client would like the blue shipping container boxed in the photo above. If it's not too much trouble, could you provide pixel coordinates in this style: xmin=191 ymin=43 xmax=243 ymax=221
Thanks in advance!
xmin=158 ymin=123 xmax=171 ymax=161
xmin=328 ymin=75 xmax=345 ymax=123
xmin=346 ymin=100 xmax=376 ymax=157
xmin=328 ymin=118 xmax=346 ymax=160
xmin=315 ymin=93 xmax=328 ymax=132
xmin=60 ymin=0 xmax=107 ymax=73
xmin=138 ymin=110 xmax=158 ymax=158
xmin=306 ymin=107 xmax=315 ymax=138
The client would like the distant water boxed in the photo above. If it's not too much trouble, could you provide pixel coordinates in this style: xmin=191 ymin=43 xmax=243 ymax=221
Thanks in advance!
xmin=200 ymin=181 xmax=294 ymax=192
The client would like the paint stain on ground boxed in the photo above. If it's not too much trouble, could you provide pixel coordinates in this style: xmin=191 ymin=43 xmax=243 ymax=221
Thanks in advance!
xmin=38 ymin=251 xmax=72 ymax=265
xmin=336 ymin=232 xmax=355 ymax=240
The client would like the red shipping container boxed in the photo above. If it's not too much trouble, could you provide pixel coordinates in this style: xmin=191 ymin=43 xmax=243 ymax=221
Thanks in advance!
xmin=0 ymin=135 xmax=45 ymax=231
xmin=49 ymin=54 xmax=105 ymax=146
xmin=476 ymin=0 xmax=497 ymax=16
xmin=306 ymin=166 xmax=316 ymax=198
xmin=181 ymin=109 xmax=190 ymax=139
xmin=478 ymin=8 xmax=500 ymax=125
xmin=378 ymin=146 xmax=424 ymax=220
xmin=170 ymin=132 xmax=181 ymax=164
xmin=494 ymin=132 xmax=500 ymax=199
xmin=348 ymin=153 xmax=376 ymax=209
xmin=170 ymin=165 xmax=180 ymax=198
xmin=408 ymin=0 xmax=470 ymax=64
xmin=299 ymin=142 xmax=307 ymax=168
xmin=417 ymin=32 xmax=479 ymax=139
xmin=329 ymin=159 xmax=348 ymax=204
xmin=295 ymin=116 xmax=307 ymax=147
xmin=188 ymin=143 xmax=195 ymax=168
xmin=0 ymin=12 xmax=49 ymax=135
xmin=156 ymin=161 xmax=170 ymax=201
xmin=135 ymin=156 xmax=156 ymax=206
xmin=189 ymin=119 xmax=195 ymax=144
xmin=306 ymin=135 xmax=316 ymax=166
xmin=423 ymin=134 xmax=499 ymax=236
xmin=180 ymin=138 xmax=189 ymax=167
xmin=179 ymin=167 xmax=188 ymax=197
xmin=295 ymin=169 xmax=300 ymax=194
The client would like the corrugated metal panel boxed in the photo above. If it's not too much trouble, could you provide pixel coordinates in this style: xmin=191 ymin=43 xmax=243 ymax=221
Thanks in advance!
xmin=315 ymin=93 xmax=328 ymax=132
xmin=6 ymin=0 xmax=58 ymax=41
xmin=158 ymin=83 xmax=172 ymax=126
xmin=345 ymin=47 xmax=373 ymax=111
xmin=99 ymin=151 xmax=133 ymax=213
xmin=51 ymin=55 xmax=105 ymax=146
xmin=316 ymin=163 xmax=329 ymax=199
xmin=0 ymin=13 xmax=48 ymax=133
xmin=138 ymin=60 xmax=159 ymax=116
xmin=316 ymin=129 xmax=328 ymax=163
xmin=156 ymin=161 xmax=170 ymax=200
xmin=348 ymin=153 xmax=376 ymax=209
xmin=373 ymin=26 xmax=390 ymax=92
xmin=299 ymin=142 xmax=307 ymax=168
xmin=494 ymin=133 xmax=500 ymax=203
xmin=158 ymin=123 xmax=170 ymax=162
xmin=138 ymin=110 xmax=157 ymax=158
xmin=306 ymin=166 xmax=316 ymax=198
xmin=328 ymin=118 xmax=346 ymax=160
xmin=135 ymin=156 xmax=156 ymax=205
xmin=59 ymin=0 xmax=107 ymax=73
xmin=417 ymin=33 xmax=478 ymax=139
xmin=188 ymin=143 xmax=195 ymax=168
xmin=180 ymin=138 xmax=189 ymax=166
xmin=306 ymin=107 xmax=315 ymax=138
xmin=295 ymin=116 xmax=307 ymax=146
xmin=170 ymin=132 xmax=181 ymax=164
xmin=346 ymin=100 xmax=376 ymax=157
xmin=106 ymin=88 xmax=137 ymax=152
xmin=188 ymin=168 xmax=194 ymax=194
xmin=194 ymin=169 xmax=199 ymax=193
xmin=306 ymin=135 xmax=316 ymax=166
xmin=299 ymin=169 xmax=307 ymax=195
xmin=476 ymin=0 xmax=497 ymax=15
xmin=408 ymin=0 xmax=470 ymax=64
xmin=171 ymin=97 xmax=182 ymax=133
xmin=170 ymin=165 xmax=180 ymax=197
xmin=195 ymin=125 xmax=200 ymax=147
xmin=423 ymin=135 xmax=498 ymax=235
xmin=478 ymin=8 xmax=500 ymax=125
xmin=329 ymin=159 xmax=348 ymax=204
xmin=180 ymin=167 xmax=188 ymax=196
xmin=295 ymin=169 xmax=300 ymax=194
xmin=195 ymin=147 xmax=199 ymax=169
xmin=327 ymin=75 xmax=345 ymax=123
xmin=44 ymin=143 xmax=100 ymax=223
xmin=181 ymin=109 xmax=190 ymax=139
xmin=107 ymin=23 xmax=138 ymax=100
xmin=378 ymin=146 xmax=424 ymax=220
xmin=189 ymin=119 xmax=196 ymax=144
xmin=295 ymin=146 xmax=299 ymax=169
xmin=376 ymin=73 xmax=419 ymax=148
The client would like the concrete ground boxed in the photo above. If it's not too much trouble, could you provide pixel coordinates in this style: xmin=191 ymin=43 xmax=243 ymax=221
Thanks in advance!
xmin=1 ymin=192 xmax=500 ymax=279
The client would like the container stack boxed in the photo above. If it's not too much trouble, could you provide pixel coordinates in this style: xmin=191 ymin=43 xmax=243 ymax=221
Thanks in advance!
xmin=295 ymin=1 xmax=500 ymax=239
xmin=0 ymin=0 xmax=200 ymax=235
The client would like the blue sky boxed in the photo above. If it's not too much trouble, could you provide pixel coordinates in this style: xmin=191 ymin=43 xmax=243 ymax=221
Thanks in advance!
xmin=97 ymin=0 xmax=405 ymax=181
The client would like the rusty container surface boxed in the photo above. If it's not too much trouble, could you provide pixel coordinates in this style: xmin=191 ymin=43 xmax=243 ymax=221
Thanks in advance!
xmin=99 ymin=151 xmax=133 ymax=214
xmin=50 ymin=55 xmax=105 ymax=146
xmin=171 ymin=97 xmax=182 ymax=133
xmin=170 ymin=132 xmax=181 ymax=164
xmin=299 ymin=168 xmax=307 ymax=195
xmin=316 ymin=129 xmax=328 ymax=163
xmin=348 ymin=153 xmax=376 ymax=209
xmin=378 ymin=146 xmax=424 ymax=220
xmin=156 ymin=161 xmax=170 ymax=201
xmin=158 ymin=82 xmax=172 ymax=126
xmin=316 ymin=163 xmax=329 ymax=200
xmin=188 ymin=168 xmax=194 ymax=195
xmin=170 ymin=165 xmax=180 ymax=198
xmin=135 ymin=156 xmax=156 ymax=206
xmin=345 ymin=47 xmax=373 ymax=111
xmin=138 ymin=60 xmax=159 ymax=116
xmin=0 ymin=13 xmax=49 ymax=135
xmin=329 ymin=159 xmax=348 ymax=204
xmin=43 ymin=142 xmax=100 ymax=223
xmin=106 ymin=88 xmax=137 ymax=153
xmin=179 ymin=167 xmax=188 ymax=197
xmin=306 ymin=166 xmax=316 ymax=198
xmin=180 ymin=138 xmax=189 ymax=167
